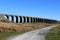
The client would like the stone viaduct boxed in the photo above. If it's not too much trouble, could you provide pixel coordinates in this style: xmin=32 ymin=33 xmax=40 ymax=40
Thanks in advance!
xmin=0 ymin=14 xmax=58 ymax=23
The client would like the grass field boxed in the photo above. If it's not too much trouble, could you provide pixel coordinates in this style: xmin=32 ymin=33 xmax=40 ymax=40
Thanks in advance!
xmin=0 ymin=22 xmax=53 ymax=32
xmin=46 ymin=25 xmax=60 ymax=40
xmin=0 ymin=22 xmax=58 ymax=40
xmin=0 ymin=31 xmax=26 ymax=40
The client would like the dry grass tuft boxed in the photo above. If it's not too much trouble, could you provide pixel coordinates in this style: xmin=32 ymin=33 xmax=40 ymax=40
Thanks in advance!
xmin=0 ymin=22 xmax=55 ymax=32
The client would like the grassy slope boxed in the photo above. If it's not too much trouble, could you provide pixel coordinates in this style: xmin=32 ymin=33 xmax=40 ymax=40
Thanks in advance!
xmin=46 ymin=25 xmax=60 ymax=40
xmin=0 ymin=22 xmax=55 ymax=40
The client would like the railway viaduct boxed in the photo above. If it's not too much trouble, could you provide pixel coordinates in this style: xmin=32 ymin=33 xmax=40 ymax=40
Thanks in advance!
xmin=0 ymin=14 xmax=58 ymax=23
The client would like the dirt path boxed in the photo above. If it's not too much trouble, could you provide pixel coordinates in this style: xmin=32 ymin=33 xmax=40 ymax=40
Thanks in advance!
xmin=7 ymin=25 xmax=58 ymax=40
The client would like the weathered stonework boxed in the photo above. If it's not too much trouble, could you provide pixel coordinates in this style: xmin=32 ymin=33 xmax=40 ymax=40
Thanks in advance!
xmin=0 ymin=14 xmax=58 ymax=23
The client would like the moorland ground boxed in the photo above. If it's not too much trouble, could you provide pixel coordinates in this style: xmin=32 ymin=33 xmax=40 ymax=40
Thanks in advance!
xmin=0 ymin=22 xmax=59 ymax=40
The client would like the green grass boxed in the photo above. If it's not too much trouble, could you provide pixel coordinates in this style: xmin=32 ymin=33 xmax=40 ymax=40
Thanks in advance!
xmin=46 ymin=33 xmax=60 ymax=40
xmin=46 ymin=27 xmax=60 ymax=40
xmin=0 ymin=31 xmax=26 ymax=40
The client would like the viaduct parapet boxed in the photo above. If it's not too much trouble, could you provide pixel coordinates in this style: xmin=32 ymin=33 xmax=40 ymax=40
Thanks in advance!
xmin=0 ymin=14 xmax=58 ymax=23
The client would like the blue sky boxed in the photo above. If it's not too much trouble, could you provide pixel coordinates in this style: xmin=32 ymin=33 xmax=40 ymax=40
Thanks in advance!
xmin=0 ymin=0 xmax=60 ymax=20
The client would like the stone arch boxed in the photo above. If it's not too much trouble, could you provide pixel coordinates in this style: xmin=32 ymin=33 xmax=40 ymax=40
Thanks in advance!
xmin=4 ymin=15 xmax=7 ymax=20
xmin=18 ymin=16 xmax=20 ymax=23
xmin=35 ymin=18 xmax=38 ymax=22
xmin=30 ymin=17 xmax=33 ymax=23
xmin=39 ymin=18 xmax=43 ymax=22
xmin=14 ymin=16 xmax=16 ymax=23
xmin=26 ymin=17 xmax=30 ymax=23
xmin=15 ymin=16 xmax=18 ymax=23
xmin=10 ymin=15 xmax=14 ymax=23
xmin=37 ymin=18 xmax=39 ymax=22
xmin=19 ymin=16 xmax=22 ymax=23
xmin=33 ymin=18 xmax=36 ymax=23
xmin=4 ymin=15 xmax=9 ymax=20
xmin=23 ymin=16 xmax=26 ymax=23
xmin=3 ymin=15 xmax=10 ymax=22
